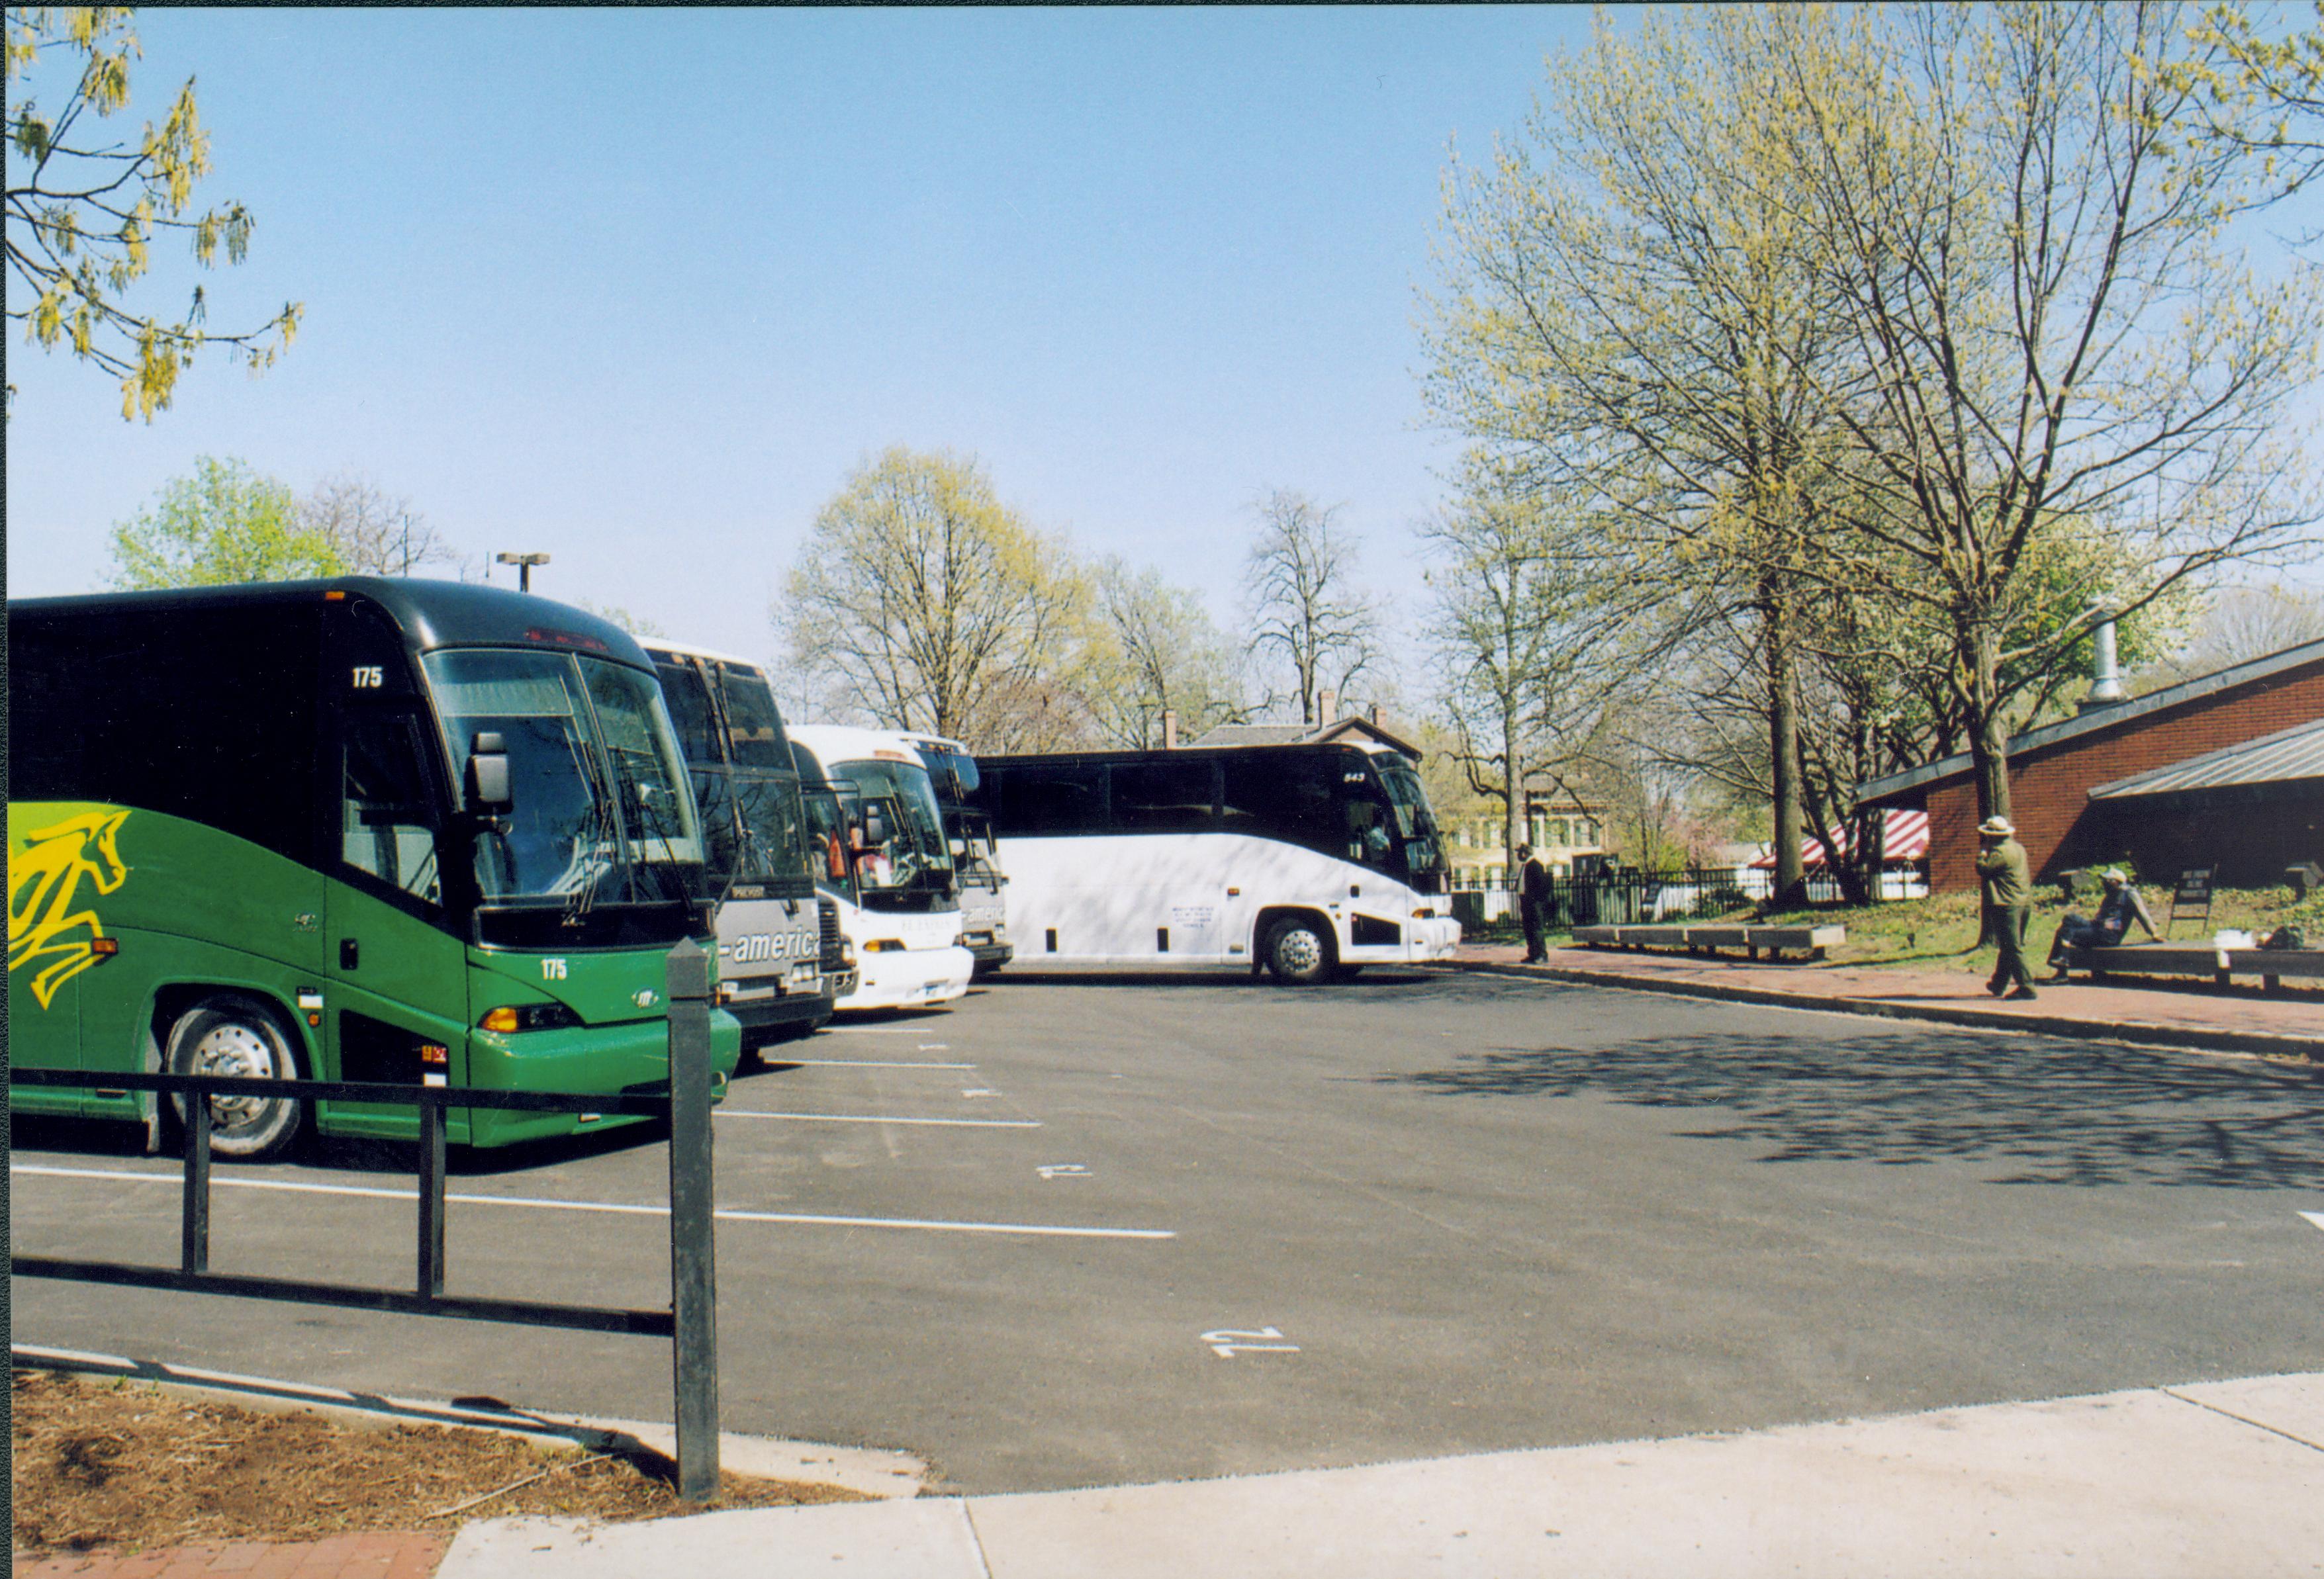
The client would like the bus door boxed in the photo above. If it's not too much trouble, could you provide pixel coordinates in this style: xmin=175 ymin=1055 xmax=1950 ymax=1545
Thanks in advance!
xmin=322 ymin=667 xmax=471 ymax=1136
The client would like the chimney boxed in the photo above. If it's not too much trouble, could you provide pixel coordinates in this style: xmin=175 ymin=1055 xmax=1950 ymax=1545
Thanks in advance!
xmin=1318 ymin=688 xmax=1338 ymax=725
xmin=2080 ymin=612 xmax=2126 ymax=711
xmin=1162 ymin=709 xmax=1178 ymax=750
xmin=1369 ymin=702 xmax=1381 ymax=724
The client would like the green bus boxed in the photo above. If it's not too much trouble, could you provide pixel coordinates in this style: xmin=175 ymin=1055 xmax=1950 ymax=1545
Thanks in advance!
xmin=7 ymin=578 xmax=743 ymax=1158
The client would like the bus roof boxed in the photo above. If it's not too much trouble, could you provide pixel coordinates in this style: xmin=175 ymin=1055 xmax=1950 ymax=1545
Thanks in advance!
xmin=13 ymin=577 xmax=657 ymax=670
xmin=637 ymin=635 xmax=769 ymax=672
xmin=787 ymin=723 xmax=933 ymax=766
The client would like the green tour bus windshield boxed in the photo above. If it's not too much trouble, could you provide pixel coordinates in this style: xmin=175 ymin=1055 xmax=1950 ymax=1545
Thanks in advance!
xmin=423 ymin=649 xmax=705 ymax=922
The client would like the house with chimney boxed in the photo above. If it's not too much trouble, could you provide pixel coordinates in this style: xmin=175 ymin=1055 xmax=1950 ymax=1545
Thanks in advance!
xmin=1855 ymin=635 xmax=2324 ymax=891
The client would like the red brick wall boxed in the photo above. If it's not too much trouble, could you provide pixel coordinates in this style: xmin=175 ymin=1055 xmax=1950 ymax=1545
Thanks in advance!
xmin=1918 ymin=657 xmax=2324 ymax=891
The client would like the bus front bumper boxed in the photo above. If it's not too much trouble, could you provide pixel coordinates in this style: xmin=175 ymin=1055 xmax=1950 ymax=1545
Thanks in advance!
xmin=1409 ymin=915 xmax=1463 ymax=961
xmin=837 ymin=944 xmax=975 ymax=1012
xmin=398 ymin=1011 xmax=745 ymax=1150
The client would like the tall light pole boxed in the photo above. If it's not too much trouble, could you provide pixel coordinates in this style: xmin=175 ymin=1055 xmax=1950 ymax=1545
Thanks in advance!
xmin=496 ymin=551 xmax=551 ymax=593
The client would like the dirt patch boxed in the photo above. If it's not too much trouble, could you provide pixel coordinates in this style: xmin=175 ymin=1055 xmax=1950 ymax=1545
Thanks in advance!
xmin=11 ymin=1368 xmax=868 ymax=1556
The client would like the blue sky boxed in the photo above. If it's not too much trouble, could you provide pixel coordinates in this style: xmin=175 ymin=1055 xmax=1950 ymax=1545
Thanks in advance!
xmin=9 ymin=5 xmax=2319 ymax=680
xmin=5 ymin=5 xmax=1603 ymax=668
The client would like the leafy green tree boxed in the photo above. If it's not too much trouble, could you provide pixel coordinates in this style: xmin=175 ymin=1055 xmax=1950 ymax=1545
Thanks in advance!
xmin=2170 ymin=1 xmax=2324 ymax=220
xmin=5 ymin=7 xmax=300 ymax=420
xmin=107 ymin=455 xmax=344 ymax=588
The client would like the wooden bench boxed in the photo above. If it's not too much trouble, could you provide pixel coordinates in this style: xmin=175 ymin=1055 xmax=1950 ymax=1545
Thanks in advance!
xmin=2062 ymin=942 xmax=2324 ymax=993
xmin=1570 ymin=923 xmax=1845 ymax=962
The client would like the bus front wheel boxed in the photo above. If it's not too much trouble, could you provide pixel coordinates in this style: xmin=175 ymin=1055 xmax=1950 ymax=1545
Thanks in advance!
xmin=166 ymin=994 xmax=306 ymax=1160
xmin=1264 ymin=918 xmax=1334 ymax=986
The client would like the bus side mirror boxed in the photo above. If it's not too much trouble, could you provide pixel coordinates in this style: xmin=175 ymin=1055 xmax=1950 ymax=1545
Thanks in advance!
xmin=466 ymin=731 xmax=512 ymax=814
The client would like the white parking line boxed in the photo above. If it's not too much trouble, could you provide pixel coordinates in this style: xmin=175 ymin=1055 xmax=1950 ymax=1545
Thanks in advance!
xmin=715 ymin=1110 xmax=1039 ymax=1129
xmin=775 ymin=1059 xmax=976 ymax=1071
xmin=2301 ymin=1210 xmax=2324 ymax=1234
xmin=10 ymin=1163 xmax=1173 ymax=1240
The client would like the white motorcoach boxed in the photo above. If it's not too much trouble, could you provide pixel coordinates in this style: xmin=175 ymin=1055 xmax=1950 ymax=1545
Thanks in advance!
xmin=976 ymin=740 xmax=1462 ymax=981
xmin=641 ymin=639 xmax=837 ymax=1046
xmin=787 ymin=724 xmax=975 ymax=1012
xmin=900 ymin=732 xmax=1012 ymax=975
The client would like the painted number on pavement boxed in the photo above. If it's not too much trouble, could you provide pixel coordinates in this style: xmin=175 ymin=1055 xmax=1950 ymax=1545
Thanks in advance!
xmin=1203 ymin=1327 xmax=1300 ymax=1359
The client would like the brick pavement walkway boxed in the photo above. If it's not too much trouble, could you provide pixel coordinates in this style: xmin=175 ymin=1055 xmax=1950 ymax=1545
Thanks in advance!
xmin=1454 ymin=942 xmax=2323 ymax=1055
xmin=12 ymin=1533 xmax=449 ymax=1579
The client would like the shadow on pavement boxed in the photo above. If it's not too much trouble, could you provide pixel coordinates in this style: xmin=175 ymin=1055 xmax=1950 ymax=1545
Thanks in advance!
xmin=1377 ymin=1024 xmax=2324 ymax=1189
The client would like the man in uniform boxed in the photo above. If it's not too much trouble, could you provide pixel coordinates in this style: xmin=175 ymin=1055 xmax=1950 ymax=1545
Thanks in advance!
xmin=1975 ymin=815 xmax=2037 ymax=1000
xmin=1518 ymin=842 xmax=1554 ymax=964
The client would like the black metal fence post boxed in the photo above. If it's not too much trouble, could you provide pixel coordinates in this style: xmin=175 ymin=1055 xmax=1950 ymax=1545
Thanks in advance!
xmin=665 ymin=937 xmax=720 ymax=1502
xmin=181 ymin=1093 xmax=211 ymax=1276
xmin=417 ymin=1093 xmax=447 ymax=1300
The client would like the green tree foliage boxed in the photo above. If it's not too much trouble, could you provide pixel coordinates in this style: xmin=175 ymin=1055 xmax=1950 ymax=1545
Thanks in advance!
xmin=107 ymin=455 xmax=343 ymax=588
xmin=1424 ymin=1 xmax=2322 ymax=848
xmin=2170 ymin=1 xmax=2324 ymax=216
xmin=780 ymin=447 xmax=1090 ymax=750
xmin=5 ymin=7 xmax=300 ymax=420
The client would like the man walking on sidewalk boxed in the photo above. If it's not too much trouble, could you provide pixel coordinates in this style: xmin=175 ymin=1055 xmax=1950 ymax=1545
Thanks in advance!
xmin=1518 ymin=843 xmax=1553 ymax=964
xmin=1975 ymin=816 xmax=2037 ymax=1001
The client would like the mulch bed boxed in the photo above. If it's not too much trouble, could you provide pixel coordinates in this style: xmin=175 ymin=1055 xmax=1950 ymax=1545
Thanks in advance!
xmin=11 ymin=1368 xmax=868 ymax=1556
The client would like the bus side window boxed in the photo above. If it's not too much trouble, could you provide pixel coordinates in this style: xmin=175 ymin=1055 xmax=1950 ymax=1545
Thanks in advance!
xmin=342 ymin=712 xmax=443 ymax=905
xmin=1219 ymin=754 xmax=1337 ymax=854
xmin=1109 ymin=760 xmax=1216 ymax=834
xmin=994 ymin=764 xmax=1107 ymax=836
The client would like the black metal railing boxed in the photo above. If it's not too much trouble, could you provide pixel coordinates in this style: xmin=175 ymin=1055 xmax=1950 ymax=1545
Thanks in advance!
xmin=10 ymin=938 xmax=725 ymax=1499
xmin=1450 ymin=867 xmax=1765 ymax=930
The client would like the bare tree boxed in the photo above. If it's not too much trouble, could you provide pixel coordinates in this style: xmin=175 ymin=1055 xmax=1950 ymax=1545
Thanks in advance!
xmin=2147 ymin=583 xmax=2324 ymax=682
xmin=1767 ymin=1 xmax=2323 ymax=822
xmin=1422 ymin=469 xmax=1648 ymax=875
xmin=300 ymin=473 xmax=455 ymax=575
xmin=1084 ymin=557 xmax=1248 ymax=747
xmin=1244 ymin=489 xmax=1382 ymax=725
xmin=779 ymin=447 xmax=1087 ymax=749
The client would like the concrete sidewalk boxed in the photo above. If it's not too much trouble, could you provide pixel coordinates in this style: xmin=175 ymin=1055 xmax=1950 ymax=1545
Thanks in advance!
xmin=437 ymin=1373 xmax=2324 ymax=1578
xmin=1451 ymin=943 xmax=2324 ymax=1061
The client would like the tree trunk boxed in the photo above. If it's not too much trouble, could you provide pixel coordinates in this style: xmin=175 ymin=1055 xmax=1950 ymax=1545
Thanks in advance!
xmin=1963 ymin=621 xmax=2013 ymax=824
xmin=1501 ymin=699 xmax=1524 ymax=890
xmin=1766 ymin=592 xmax=1807 ymax=909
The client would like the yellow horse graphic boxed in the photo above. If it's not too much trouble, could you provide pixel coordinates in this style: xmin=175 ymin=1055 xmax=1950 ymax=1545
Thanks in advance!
xmin=9 ymin=809 xmax=132 ymax=1010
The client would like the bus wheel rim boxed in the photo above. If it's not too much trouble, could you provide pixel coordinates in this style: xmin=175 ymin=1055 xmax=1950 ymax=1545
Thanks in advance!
xmin=192 ymin=1023 xmax=277 ymax=1126
xmin=1279 ymin=929 xmax=1321 ymax=973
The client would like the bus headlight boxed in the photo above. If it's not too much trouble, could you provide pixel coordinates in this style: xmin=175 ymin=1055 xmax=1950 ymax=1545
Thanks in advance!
xmin=1412 ymin=907 xmax=1436 ymax=919
xmin=479 ymin=1003 xmax=582 ymax=1034
xmin=862 ymin=939 xmax=907 ymax=953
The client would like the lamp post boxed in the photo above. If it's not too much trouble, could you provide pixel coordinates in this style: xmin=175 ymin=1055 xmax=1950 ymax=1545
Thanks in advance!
xmin=495 ymin=551 xmax=551 ymax=593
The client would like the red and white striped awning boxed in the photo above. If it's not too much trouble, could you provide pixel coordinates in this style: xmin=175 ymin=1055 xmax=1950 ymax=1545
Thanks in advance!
xmin=1751 ymin=809 xmax=1928 ymax=869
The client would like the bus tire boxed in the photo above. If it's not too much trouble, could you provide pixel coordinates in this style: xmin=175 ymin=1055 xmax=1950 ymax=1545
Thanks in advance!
xmin=165 ymin=993 xmax=306 ymax=1161
xmin=1264 ymin=917 xmax=1334 ymax=986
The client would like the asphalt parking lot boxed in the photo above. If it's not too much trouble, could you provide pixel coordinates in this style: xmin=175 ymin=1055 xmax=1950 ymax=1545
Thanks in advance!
xmin=12 ymin=969 xmax=2324 ymax=1494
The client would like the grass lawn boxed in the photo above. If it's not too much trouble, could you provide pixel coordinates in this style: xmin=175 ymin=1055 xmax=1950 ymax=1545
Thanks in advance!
xmin=1757 ymin=883 xmax=2318 ymax=976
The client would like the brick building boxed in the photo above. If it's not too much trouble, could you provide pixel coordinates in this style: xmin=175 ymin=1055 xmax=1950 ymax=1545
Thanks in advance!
xmin=1856 ymin=638 xmax=2324 ymax=891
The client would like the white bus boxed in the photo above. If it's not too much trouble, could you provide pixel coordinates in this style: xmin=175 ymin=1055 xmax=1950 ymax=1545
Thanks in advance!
xmin=639 ymin=640 xmax=837 ymax=1048
xmin=899 ymin=732 xmax=1011 ymax=975
xmin=786 ymin=724 xmax=975 ymax=1012
xmin=976 ymin=741 xmax=1462 ymax=982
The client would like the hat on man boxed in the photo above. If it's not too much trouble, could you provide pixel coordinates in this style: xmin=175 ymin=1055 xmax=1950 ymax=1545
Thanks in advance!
xmin=1976 ymin=816 xmax=2016 ymax=838
xmin=1516 ymin=843 xmax=1533 ymax=859
xmin=2102 ymin=867 xmax=2127 ymax=884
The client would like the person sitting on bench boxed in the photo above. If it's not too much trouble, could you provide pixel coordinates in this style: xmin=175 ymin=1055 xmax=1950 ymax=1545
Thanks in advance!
xmin=2048 ymin=868 xmax=2161 ymax=978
